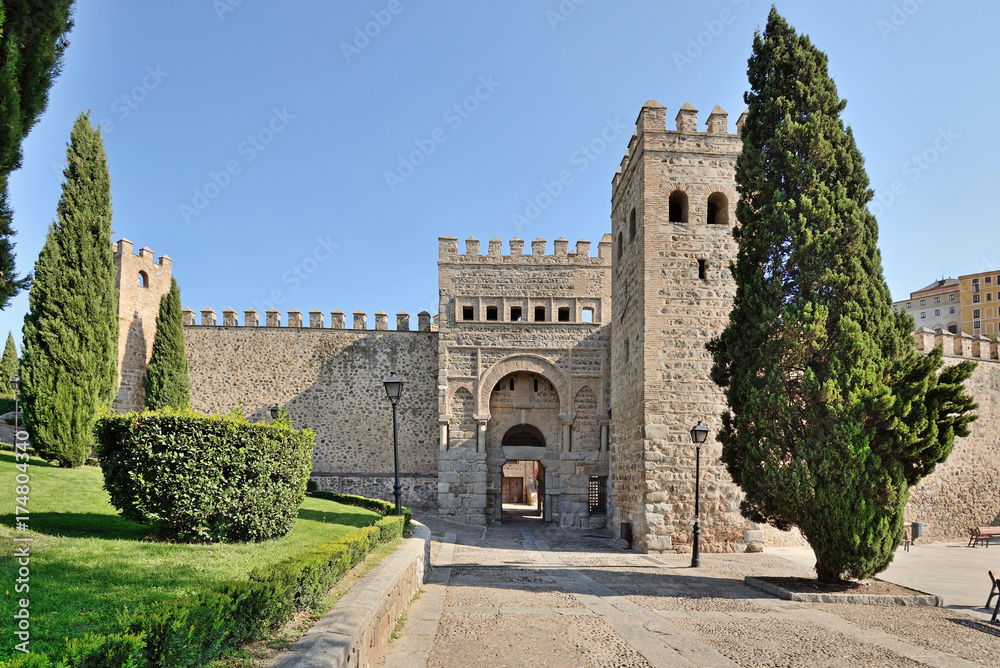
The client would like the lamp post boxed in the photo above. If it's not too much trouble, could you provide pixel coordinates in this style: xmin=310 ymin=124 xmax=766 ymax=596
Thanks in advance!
xmin=690 ymin=420 xmax=709 ymax=568
xmin=383 ymin=372 xmax=404 ymax=516
xmin=11 ymin=371 xmax=18 ymax=433
xmin=269 ymin=405 xmax=280 ymax=421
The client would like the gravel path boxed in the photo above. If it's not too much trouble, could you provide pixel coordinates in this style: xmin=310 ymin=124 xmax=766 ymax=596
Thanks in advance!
xmin=380 ymin=511 xmax=998 ymax=667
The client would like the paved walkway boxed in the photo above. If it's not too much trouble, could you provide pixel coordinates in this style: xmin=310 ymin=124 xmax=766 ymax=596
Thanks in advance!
xmin=380 ymin=512 xmax=1000 ymax=668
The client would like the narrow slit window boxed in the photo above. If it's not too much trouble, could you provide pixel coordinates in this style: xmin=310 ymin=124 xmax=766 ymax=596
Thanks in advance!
xmin=486 ymin=306 xmax=498 ymax=321
xmin=510 ymin=306 xmax=522 ymax=322
xmin=509 ymin=377 xmax=515 ymax=390
xmin=534 ymin=306 xmax=546 ymax=322
xmin=558 ymin=307 xmax=570 ymax=322
xmin=698 ymin=259 xmax=707 ymax=280
xmin=533 ymin=377 xmax=539 ymax=392
xmin=462 ymin=306 xmax=474 ymax=321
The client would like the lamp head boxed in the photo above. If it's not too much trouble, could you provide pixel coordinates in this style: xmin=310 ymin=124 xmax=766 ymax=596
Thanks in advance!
xmin=690 ymin=420 xmax=709 ymax=444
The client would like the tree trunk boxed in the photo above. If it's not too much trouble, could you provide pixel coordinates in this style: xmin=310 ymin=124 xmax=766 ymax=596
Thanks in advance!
xmin=814 ymin=551 xmax=843 ymax=584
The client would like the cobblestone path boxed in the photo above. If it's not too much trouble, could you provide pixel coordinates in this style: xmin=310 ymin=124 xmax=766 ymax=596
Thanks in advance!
xmin=380 ymin=513 xmax=1000 ymax=667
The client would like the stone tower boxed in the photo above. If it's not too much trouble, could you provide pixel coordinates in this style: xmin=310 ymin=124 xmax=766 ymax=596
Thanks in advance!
xmin=609 ymin=101 xmax=751 ymax=552
xmin=112 ymin=239 xmax=172 ymax=411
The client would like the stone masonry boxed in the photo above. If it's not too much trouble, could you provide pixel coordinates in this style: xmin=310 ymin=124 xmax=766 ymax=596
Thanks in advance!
xmin=111 ymin=100 xmax=1000 ymax=550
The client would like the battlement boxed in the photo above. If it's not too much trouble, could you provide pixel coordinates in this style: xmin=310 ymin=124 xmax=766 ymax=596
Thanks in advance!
xmin=913 ymin=328 xmax=1000 ymax=363
xmin=182 ymin=307 xmax=435 ymax=332
xmin=438 ymin=235 xmax=612 ymax=265
xmin=614 ymin=100 xmax=746 ymax=192
xmin=112 ymin=238 xmax=172 ymax=271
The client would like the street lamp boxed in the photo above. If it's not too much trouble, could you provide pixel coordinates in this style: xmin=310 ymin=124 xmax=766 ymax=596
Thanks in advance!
xmin=11 ymin=371 xmax=19 ymax=433
xmin=690 ymin=420 xmax=709 ymax=568
xmin=269 ymin=405 xmax=280 ymax=420
xmin=383 ymin=372 xmax=404 ymax=516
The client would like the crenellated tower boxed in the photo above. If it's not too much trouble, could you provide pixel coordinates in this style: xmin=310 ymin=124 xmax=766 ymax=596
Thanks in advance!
xmin=113 ymin=239 xmax=173 ymax=412
xmin=609 ymin=101 xmax=750 ymax=552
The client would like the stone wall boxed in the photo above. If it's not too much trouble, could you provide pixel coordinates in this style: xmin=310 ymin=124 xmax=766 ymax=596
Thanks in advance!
xmin=906 ymin=330 xmax=1000 ymax=541
xmin=113 ymin=239 xmax=172 ymax=412
xmin=183 ymin=322 xmax=440 ymax=508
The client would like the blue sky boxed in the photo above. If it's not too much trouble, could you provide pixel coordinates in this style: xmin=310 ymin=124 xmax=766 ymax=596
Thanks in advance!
xmin=3 ymin=0 xmax=998 ymax=346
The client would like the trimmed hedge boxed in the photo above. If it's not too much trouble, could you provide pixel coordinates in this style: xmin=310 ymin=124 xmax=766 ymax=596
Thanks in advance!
xmin=1 ymin=511 xmax=409 ymax=668
xmin=310 ymin=489 xmax=412 ymax=530
xmin=95 ymin=408 xmax=314 ymax=542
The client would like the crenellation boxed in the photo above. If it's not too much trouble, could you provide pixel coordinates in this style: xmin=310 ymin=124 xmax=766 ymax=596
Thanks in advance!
xmin=182 ymin=307 xmax=195 ymax=326
xmin=916 ymin=329 xmax=1000 ymax=362
xmin=706 ymin=105 xmax=728 ymax=135
xmin=288 ymin=310 xmax=302 ymax=328
xmin=375 ymin=310 xmax=388 ymax=331
xmin=309 ymin=309 xmax=323 ymax=328
xmin=736 ymin=108 xmax=749 ymax=136
xmin=488 ymin=238 xmax=502 ymax=256
xmin=509 ymin=237 xmax=524 ymax=256
xmin=465 ymin=237 xmax=480 ymax=256
xmin=575 ymin=239 xmax=591 ymax=257
xmin=201 ymin=308 xmax=216 ymax=326
xmin=531 ymin=238 xmax=546 ymax=255
xmin=397 ymin=311 xmax=409 ymax=331
xmin=418 ymin=311 xmax=431 ymax=332
xmin=266 ymin=309 xmax=280 ymax=327
xmin=244 ymin=309 xmax=259 ymax=327
xmin=553 ymin=238 xmax=568 ymax=256
xmin=222 ymin=308 xmax=238 ymax=327
xmin=354 ymin=310 xmax=367 ymax=330
xmin=675 ymin=101 xmax=698 ymax=132
xmin=331 ymin=310 xmax=346 ymax=329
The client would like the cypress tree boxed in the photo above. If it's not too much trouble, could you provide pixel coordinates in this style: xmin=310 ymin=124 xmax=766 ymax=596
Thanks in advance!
xmin=20 ymin=112 xmax=118 ymax=467
xmin=143 ymin=277 xmax=190 ymax=410
xmin=0 ymin=331 xmax=16 ymax=397
xmin=0 ymin=1 xmax=75 ymax=308
xmin=708 ymin=8 xmax=978 ymax=582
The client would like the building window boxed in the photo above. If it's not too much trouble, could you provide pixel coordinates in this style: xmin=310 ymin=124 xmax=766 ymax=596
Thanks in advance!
xmin=533 ymin=377 xmax=539 ymax=392
xmin=509 ymin=377 xmax=515 ymax=390
xmin=934 ymin=297 xmax=940 ymax=303
xmin=486 ymin=306 xmax=498 ymax=321
xmin=920 ymin=312 xmax=926 ymax=319
xmin=949 ymin=294 xmax=956 ymax=301
xmin=920 ymin=300 xmax=925 ymax=306
xmin=588 ymin=476 xmax=608 ymax=514
xmin=934 ymin=327 xmax=942 ymax=334
xmin=893 ymin=305 xmax=898 ymax=311
xmin=974 ymin=294 xmax=981 ymax=303
xmin=906 ymin=302 xmax=911 ymax=309
xmin=668 ymin=190 xmax=688 ymax=223
xmin=950 ymin=307 xmax=955 ymax=314
xmin=462 ymin=306 xmax=474 ymax=321
xmin=557 ymin=307 xmax=570 ymax=322
xmin=138 ymin=271 xmax=149 ymax=288
xmin=987 ymin=276 xmax=993 ymax=284
xmin=974 ymin=321 xmax=981 ymax=330
xmin=629 ymin=208 xmax=637 ymax=240
xmin=973 ymin=309 xmax=981 ymax=319
xmin=510 ymin=306 xmax=522 ymax=322
xmin=707 ymin=192 xmax=729 ymax=225
xmin=948 ymin=324 xmax=958 ymax=334
xmin=934 ymin=309 xmax=940 ymax=316
xmin=582 ymin=307 xmax=594 ymax=323
xmin=988 ymin=293 xmax=994 ymax=302
xmin=698 ymin=259 xmax=707 ymax=280
xmin=624 ymin=338 xmax=630 ymax=363
xmin=534 ymin=306 xmax=546 ymax=322
xmin=615 ymin=231 xmax=623 ymax=262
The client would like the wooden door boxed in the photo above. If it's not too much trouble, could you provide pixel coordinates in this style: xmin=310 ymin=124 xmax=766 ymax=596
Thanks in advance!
xmin=502 ymin=477 xmax=523 ymax=504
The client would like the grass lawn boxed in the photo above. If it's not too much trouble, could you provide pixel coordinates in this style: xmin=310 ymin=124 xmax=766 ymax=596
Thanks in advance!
xmin=0 ymin=451 xmax=383 ymax=658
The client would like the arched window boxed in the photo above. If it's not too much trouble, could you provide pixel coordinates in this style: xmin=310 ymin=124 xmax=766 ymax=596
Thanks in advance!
xmin=668 ymin=190 xmax=688 ymax=223
xmin=138 ymin=270 xmax=149 ymax=288
xmin=707 ymin=192 xmax=729 ymax=225
xmin=629 ymin=208 xmax=637 ymax=240
xmin=615 ymin=231 xmax=623 ymax=261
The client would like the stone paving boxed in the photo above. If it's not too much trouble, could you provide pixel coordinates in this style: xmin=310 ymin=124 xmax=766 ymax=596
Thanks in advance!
xmin=380 ymin=510 xmax=1000 ymax=668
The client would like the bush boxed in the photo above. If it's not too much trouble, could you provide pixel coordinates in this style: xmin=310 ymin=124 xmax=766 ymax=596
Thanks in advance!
xmin=95 ymin=408 xmax=314 ymax=542
xmin=310 ymin=490 xmax=412 ymax=530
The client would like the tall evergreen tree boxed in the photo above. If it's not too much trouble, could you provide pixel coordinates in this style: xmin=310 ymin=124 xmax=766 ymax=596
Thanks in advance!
xmin=0 ymin=331 xmax=16 ymax=397
xmin=708 ymin=8 xmax=978 ymax=583
xmin=20 ymin=112 xmax=118 ymax=467
xmin=143 ymin=277 xmax=190 ymax=410
xmin=0 ymin=1 xmax=75 ymax=308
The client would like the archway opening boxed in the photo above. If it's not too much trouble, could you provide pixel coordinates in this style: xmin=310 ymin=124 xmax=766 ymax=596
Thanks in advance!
xmin=501 ymin=460 xmax=543 ymax=520
xmin=669 ymin=190 xmax=688 ymax=223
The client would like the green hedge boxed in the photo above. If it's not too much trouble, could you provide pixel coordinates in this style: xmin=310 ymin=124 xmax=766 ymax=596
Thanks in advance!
xmin=1 ymin=513 xmax=408 ymax=668
xmin=309 ymin=489 xmax=412 ymax=530
xmin=95 ymin=408 xmax=314 ymax=542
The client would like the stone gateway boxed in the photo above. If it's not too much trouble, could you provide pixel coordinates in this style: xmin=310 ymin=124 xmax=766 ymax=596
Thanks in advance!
xmin=112 ymin=101 xmax=1000 ymax=552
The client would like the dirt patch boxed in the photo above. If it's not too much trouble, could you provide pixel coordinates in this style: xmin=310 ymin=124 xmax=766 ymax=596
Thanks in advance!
xmin=758 ymin=576 xmax=927 ymax=597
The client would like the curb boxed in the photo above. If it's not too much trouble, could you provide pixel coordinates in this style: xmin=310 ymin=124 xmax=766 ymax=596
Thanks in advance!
xmin=272 ymin=520 xmax=431 ymax=668
xmin=745 ymin=576 xmax=942 ymax=606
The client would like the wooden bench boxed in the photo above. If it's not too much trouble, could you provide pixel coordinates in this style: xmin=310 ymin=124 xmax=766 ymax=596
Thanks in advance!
xmin=988 ymin=570 xmax=1000 ymax=622
xmin=968 ymin=527 xmax=1000 ymax=548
